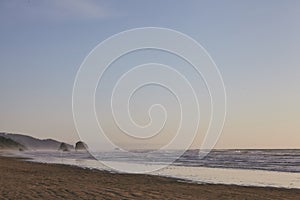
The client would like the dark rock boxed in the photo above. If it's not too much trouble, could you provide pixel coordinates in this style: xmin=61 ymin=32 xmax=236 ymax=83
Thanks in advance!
xmin=75 ymin=141 xmax=88 ymax=151
xmin=58 ymin=143 xmax=69 ymax=152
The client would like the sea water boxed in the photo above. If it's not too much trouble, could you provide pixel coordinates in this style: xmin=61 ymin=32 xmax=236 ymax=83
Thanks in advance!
xmin=12 ymin=149 xmax=300 ymax=189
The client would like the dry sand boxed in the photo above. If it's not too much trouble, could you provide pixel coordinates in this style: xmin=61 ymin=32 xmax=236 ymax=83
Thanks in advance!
xmin=0 ymin=156 xmax=299 ymax=200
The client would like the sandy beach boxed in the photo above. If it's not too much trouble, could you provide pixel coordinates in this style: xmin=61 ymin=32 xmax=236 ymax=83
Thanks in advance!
xmin=0 ymin=156 xmax=299 ymax=199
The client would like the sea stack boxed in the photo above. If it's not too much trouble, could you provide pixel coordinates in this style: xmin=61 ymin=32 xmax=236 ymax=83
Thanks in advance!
xmin=75 ymin=141 xmax=88 ymax=151
xmin=58 ymin=142 xmax=69 ymax=152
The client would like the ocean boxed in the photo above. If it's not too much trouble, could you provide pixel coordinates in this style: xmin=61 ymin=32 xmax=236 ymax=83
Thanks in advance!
xmin=11 ymin=149 xmax=300 ymax=189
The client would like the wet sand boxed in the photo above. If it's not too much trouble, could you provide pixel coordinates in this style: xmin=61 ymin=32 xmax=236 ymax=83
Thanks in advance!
xmin=0 ymin=156 xmax=299 ymax=200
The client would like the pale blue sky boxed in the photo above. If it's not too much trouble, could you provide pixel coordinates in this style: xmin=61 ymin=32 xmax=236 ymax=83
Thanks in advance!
xmin=0 ymin=0 xmax=299 ymax=148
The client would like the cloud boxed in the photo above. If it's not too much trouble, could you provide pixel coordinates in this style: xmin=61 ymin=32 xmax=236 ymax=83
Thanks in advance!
xmin=0 ymin=0 xmax=120 ymax=23
xmin=41 ymin=0 xmax=117 ymax=20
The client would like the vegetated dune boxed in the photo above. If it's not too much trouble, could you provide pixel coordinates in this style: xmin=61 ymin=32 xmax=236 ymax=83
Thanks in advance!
xmin=0 ymin=136 xmax=26 ymax=151
xmin=0 ymin=132 xmax=73 ymax=150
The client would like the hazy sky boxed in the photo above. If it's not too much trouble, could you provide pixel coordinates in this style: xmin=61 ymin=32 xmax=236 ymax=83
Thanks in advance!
xmin=0 ymin=0 xmax=299 ymax=149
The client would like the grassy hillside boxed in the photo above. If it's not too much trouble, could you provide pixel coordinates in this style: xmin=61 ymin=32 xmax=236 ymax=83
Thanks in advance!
xmin=0 ymin=133 xmax=73 ymax=150
xmin=0 ymin=136 xmax=26 ymax=150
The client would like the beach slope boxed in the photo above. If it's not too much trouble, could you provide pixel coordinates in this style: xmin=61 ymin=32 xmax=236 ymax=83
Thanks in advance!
xmin=0 ymin=156 xmax=299 ymax=200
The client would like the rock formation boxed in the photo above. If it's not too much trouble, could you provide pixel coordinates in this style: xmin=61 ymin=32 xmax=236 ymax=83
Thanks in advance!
xmin=75 ymin=141 xmax=88 ymax=151
xmin=58 ymin=142 xmax=69 ymax=151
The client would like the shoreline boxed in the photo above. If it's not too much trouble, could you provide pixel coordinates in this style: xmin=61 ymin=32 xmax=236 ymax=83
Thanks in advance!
xmin=1 ymin=156 xmax=300 ymax=199
xmin=8 ymin=150 xmax=299 ymax=189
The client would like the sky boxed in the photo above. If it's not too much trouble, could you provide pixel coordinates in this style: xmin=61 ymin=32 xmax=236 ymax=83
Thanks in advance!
xmin=0 ymin=0 xmax=299 ymax=149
